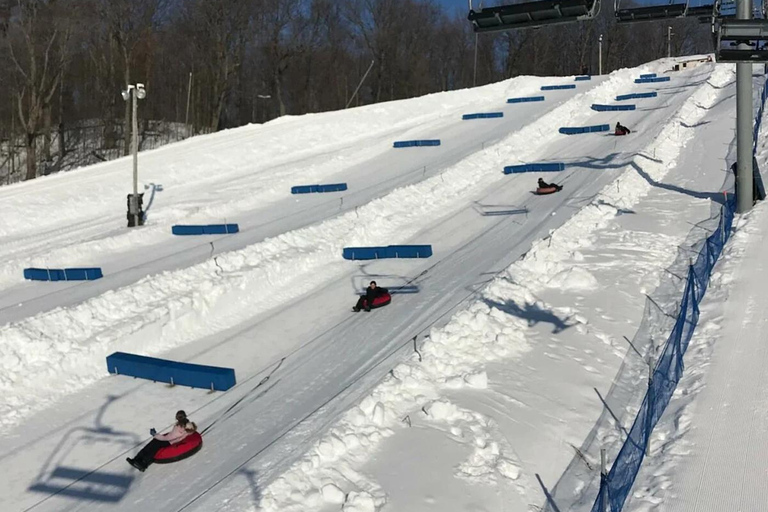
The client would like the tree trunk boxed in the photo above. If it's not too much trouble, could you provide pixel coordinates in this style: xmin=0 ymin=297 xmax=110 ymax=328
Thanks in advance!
xmin=25 ymin=133 xmax=37 ymax=181
xmin=43 ymin=104 xmax=52 ymax=168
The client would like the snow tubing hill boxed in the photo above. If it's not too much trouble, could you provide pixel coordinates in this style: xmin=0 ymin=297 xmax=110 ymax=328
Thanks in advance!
xmin=154 ymin=432 xmax=203 ymax=464
xmin=362 ymin=292 xmax=392 ymax=309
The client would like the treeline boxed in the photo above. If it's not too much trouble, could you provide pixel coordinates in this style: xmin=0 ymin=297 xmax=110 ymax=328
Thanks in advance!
xmin=0 ymin=0 xmax=714 ymax=181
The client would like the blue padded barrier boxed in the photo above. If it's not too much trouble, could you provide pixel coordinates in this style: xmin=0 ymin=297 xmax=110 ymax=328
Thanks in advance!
xmin=503 ymin=163 xmax=565 ymax=174
xmin=106 ymin=352 xmax=236 ymax=391
xmin=385 ymin=245 xmax=433 ymax=258
xmin=291 ymin=183 xmax=348 ymax=194
xmin=393 ymin=140 xmax=441 ymax=148
xmin=462 ymin=112 xmax=504 ymax=120
xmin=591 ymin=104 xmax=637 ymax=112
xmin=575 ymin=76 xmax=592 ymax=81
xmin=507 ymin=96 xmax=545 ymax=103
xmin=639 ymin=73 xmax=657 ymax=78
xmin=541 ymin=84 xmax=577 ymax=90
xmin=342 ymin=245 xmax=433 ymax=260
xmin=558 ymin=124 xmax=610 ymax=135
xmin=24 ymin=267 xmax=103 ymax=281
xmin=634 ymin=77 xmax=671 ymax=84
xmin=616 ymin=92 xmax=658 ymax=101
xmin=172 ymin=224 xmax=239 ymax=235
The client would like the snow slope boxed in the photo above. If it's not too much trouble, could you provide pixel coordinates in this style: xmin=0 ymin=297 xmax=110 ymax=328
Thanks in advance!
xmin=0 ymin=58 xmax=746 ymax=512
xmin=0 ymin=74 xmax=599 ymax=326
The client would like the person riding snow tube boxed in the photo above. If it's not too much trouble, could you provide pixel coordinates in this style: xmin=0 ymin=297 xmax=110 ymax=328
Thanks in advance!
xmin=353 ymin=281 xmax=391 ymax=312
xmin=615 ymin=122 xmax=631 ymax=136
xmin=536 ymin=178 xmax=562 ymax=195
xmin=127 ymin=411 xmax=201 ymax=471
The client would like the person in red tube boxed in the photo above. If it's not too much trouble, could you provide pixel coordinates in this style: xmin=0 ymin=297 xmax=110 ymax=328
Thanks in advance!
xmin=353 ymin=281 xmax=389 ymax=312
xmin=127 ymin=410 xmax=194 ymax=472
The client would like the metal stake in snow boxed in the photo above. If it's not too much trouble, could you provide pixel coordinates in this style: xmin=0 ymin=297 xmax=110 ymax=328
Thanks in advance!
xmin=737 ymin=0 xmax=755 ymax=213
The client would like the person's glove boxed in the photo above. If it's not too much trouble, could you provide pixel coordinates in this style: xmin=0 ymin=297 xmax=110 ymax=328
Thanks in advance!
xmin=150 ymin=428 xmax=157 ymax=436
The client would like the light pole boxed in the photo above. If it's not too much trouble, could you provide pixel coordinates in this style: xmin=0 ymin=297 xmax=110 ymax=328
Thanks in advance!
xmin=667 ymin=26 xmax=673 ymax=58
xmin=474 ymin=32 xmax=479 ymax=86
xmin=599 ymin=34 xmax=603 ymax=75
xmin=121 ymin=83 xmax=146 ymax=227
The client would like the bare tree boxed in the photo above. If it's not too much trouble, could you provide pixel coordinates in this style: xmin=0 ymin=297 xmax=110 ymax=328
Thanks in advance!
xmin=6 ymin=0 xmax=71 ymax=180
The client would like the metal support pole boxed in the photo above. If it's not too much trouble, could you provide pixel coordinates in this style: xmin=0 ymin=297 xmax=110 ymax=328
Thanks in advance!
xmin=737 ymin=0 xmax=755 ymax=213
xmin=599 ymin=34 xmax=603 ymax=75
xmin=474 ymin=32 xmax=479 ymax=86
xmin=345 ymin=60 xmax=375 ymax=109
xmin=667 ymin=26 xmax=672 ymax=58
xmin=132 ymin=90 xmax=140 ymax=227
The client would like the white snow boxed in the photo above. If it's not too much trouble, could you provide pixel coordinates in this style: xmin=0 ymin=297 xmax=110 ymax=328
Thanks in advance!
xmin=0 ymin=55 xmax=762 ymax=512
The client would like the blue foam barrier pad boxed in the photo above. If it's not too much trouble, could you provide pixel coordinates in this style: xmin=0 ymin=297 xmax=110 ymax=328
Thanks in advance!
xmin=616 ymin=92 xmax=658 ymax=101
xmin=106 ymin=352 xmax=236 ymax=391
xmin=558 ymin=124 xmax=610 ymax=135
xmin=639 ymin=73 xmax=657 ymax=78
xmin=541 ymin=84 xmax=577 ymax=90
xmin=503 ymin=163 xmax=565 ymax=174
xmin=507 ymin=96 xmax=545 ymax=103
xmin=393 ymin=140 xmax=441 ymax=148
xmin=24 ymin=267 xmax=103 ymax=281
xmin=634 ymin=76 xmax=670 ymax=83
xmin=172 ymin=224 xmax=239 ymax=235
xmin=291 ymin=183 xmax=348 ymax=194
xmin=591 ymin=104 xmax=637 ymax=111
xmin=342 ymin=245 xmax=433 ymax=260
xmin=462 ymin=112 xmax=504 ymax=120
xmin=574 ymin=76 xmax=592 ymax=81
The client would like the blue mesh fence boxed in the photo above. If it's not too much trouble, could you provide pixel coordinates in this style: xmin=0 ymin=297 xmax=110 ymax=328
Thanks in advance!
xmin=588 ymin=70 xmax=767 ymax=512
xmin=590 ymin=195 xmax=735 ymax=512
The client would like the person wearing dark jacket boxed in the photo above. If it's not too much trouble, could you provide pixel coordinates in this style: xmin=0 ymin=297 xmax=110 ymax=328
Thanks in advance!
xmin=354 ymin=281 xmax=389 ymax=312
xmin=615 ymin=122 xmax=631 ymax=136
xmin=538 ymin=178 xmax=553 ymax=189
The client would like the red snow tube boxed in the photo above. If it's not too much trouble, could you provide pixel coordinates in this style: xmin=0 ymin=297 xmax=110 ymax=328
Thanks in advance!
xmin=535 ymin=186 xmax=560 ymax=195
xmin=153 ymin=432 xmax=203 ymax=464
xmin=363 ymin=292 xmax=392 ymax=309
xmin=615 ymin=129 xmax=629 ymax=136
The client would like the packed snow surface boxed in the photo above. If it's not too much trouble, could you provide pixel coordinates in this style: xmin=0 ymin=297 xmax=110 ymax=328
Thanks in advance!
xmin=0 ymin=56 xmax=759 ymax=512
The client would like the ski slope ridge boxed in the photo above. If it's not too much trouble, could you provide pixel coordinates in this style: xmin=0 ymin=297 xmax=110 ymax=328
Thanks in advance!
xmin=0 ymin=66 xmax=644 ymax=430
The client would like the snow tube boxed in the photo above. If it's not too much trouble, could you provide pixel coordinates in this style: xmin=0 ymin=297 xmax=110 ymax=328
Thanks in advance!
xmin=153 ymin=432 xmax=203 ymax=464
xmin=615 ymin=129 xmax=630 ymax=136
xmin=535 ymin=186 xmax=561 ymax=195
xmin=362 ymin=292 xmax=392 ymax=309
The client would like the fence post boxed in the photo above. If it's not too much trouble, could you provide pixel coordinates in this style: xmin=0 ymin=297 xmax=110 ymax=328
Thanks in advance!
xmin=646 ymin=356 xmax=654 ymax=456
xmin=600 ymin=448 xmax=608 ymax=512
xmin=720 ymin=206 xmax=725 ymax=245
